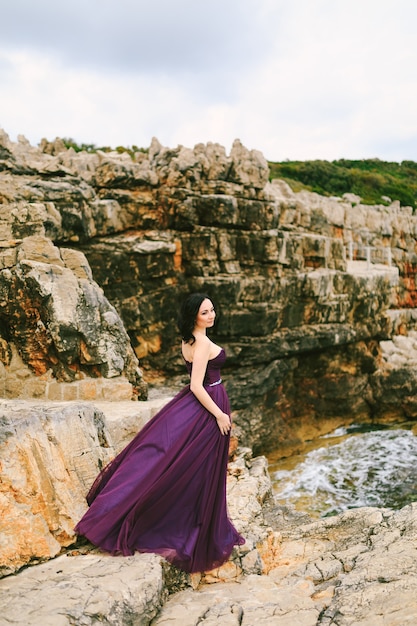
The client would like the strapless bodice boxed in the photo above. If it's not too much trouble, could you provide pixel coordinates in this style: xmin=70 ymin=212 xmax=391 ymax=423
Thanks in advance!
xmin=184 ymin=348 xmax=225 ymax=386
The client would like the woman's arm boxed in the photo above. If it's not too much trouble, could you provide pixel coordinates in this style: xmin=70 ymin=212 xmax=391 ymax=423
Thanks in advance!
xmin=189 ymin=339 xmax=231 ymax=436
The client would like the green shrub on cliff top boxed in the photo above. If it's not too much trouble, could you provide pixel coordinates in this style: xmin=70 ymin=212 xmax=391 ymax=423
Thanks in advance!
xmin=268 ymin=158 xmax=417 ymax=208
xmin=62 ymin=138 xmax=148 ymax=159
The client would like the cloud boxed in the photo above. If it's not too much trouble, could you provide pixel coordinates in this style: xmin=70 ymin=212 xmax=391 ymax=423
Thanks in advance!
xmin=233 ymin=0 xmax=417 ymax=160
xmin=2 ymin=0 xmax=270 ymax=76
xmin=1 ymin=0 xmax=417 ymax=161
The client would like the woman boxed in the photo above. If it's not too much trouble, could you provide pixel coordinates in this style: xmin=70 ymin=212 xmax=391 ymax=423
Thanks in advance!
xmin=75 ymin=293 xmax=245 ymax=573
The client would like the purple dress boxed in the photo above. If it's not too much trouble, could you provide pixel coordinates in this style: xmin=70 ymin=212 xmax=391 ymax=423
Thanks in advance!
xmin=75 ymin=348 xmax=245 ymax=573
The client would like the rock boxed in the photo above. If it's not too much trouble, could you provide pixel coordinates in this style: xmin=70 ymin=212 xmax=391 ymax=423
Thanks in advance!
xmin=0 ymin=398 xmax=178 ymax=575
xmin=1 ymin=393 xmax=413 ymax=626
xmin=0 ymin=234 xmax=143 ymax=393
xmin=343 ymin=192 xmax=362 ymax=204
xmin=2 ymin=128 xmax=417 ymax=625
xmin=152 ymin=504 xmax=417 ymax=626
xmin=370 ymin=329 xmax=417 ymax=419
xmin=0 ymin=399 xmax=273 ymax=577
xmin=0 ymin=552 xmax=166 ymax=626
xmin=39 ymin=136 xmax=67 ymax=156
xmin=153 ymin=575 xmax=320 ymax=625
xmin=0 ymin=400 xmax=114 ymax=575
xmin=93 ymin=150 xmax=159 ymax=188
xmin=95 ymin=397 xmax=174 ymax=450
xmin=3 ymin=500 xmax=417 ymax=625
xmin=1 ymin=124 xmax=413 ymax=448
xmin=228 ymin=139 xmax=270 ymax=189
xmin=1 ymin=392 xmax=417 ymax=624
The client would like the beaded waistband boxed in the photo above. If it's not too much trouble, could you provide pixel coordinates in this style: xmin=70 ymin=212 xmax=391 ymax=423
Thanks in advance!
xmin=207 ymin=378 xmax=222 ymax=387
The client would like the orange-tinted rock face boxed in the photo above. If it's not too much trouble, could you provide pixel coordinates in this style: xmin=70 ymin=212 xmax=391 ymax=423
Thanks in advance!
xmin=0 ymin=236 xmax=143 ymax=395
xmin=0 ymin=130 xmax=416 ymax=447
xmin=0 ymin=402 xmax=115 ymax=576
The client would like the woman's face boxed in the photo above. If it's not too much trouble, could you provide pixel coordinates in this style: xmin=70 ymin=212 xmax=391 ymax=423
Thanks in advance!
xmin=194 ymin=298 xmax=215 ymax=331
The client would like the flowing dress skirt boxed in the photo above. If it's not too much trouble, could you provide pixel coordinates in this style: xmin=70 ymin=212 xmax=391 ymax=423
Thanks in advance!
xmin=75 ymin=360 xmax=244 ymax=573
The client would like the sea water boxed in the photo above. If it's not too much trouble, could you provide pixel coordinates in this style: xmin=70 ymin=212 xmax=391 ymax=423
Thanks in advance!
xmin=268 ymin=424 xmax=417 ymax=518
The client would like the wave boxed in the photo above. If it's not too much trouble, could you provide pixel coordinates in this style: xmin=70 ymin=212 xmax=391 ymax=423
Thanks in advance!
xmin=271 ymin=428 xmax=417 ymax=517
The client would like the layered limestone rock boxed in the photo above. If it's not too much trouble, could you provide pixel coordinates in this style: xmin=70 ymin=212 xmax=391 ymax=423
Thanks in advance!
xmin=2 ymin=473 xmax=417 ymax=625
xmin=152 ymin=503 xmax=417 ymax=626
xmin=0 ymin=235 xmax=142 ymax=389
xmin=2 ymin=129 xmax=416 ymax=453
xmin=0 ymin=552 xmax=167 ymax=626
xmin=1 ymin=130 xmax=417 ymax=624
xmin=0 ymin=398 xmax=272 ymax=577
xmin=371 ymin=330 xmax=417 ymax=420
xmin=0 ymin=400 xmax=113 ymax=576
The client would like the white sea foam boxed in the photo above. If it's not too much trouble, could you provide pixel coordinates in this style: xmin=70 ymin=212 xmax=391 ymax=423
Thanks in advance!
xmin=271 ymin=429 xmax=417 ymax=517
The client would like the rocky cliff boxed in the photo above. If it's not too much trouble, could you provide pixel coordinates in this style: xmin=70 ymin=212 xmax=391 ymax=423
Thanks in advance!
xmin=2 ymin=130 xmax=417 ymax=624
xmin=2 ymin=397 xmax=417 ymax=625
xmin=1 ymin=130 xmax=416 ymax=453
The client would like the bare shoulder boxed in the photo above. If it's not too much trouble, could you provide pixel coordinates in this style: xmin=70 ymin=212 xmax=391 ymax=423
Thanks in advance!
xmin=193 ymin=335 xmax=211 ymax=353
xmin=181 ymin=336 xmax=210 ymax=362
xmin=198 ymin=336 xmax=222 ymax=360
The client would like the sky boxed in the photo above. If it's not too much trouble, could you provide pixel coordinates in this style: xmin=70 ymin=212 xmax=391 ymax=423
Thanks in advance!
xmin=1 ymin=0 xmax=417 ymax=162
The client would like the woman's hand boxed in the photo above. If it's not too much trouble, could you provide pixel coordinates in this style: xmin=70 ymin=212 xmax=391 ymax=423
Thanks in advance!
xmin=216 ymin=412 xmax=231 ymax=436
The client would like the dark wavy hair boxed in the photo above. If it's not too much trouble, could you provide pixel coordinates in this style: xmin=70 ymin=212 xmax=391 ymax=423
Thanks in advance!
xmin=178 ymin=293 xmax=212 ymax=344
